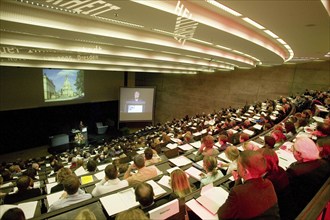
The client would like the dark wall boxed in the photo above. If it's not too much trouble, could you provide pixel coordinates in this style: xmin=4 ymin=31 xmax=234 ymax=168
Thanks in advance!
xmin=0 ymin=101 xmax=119 ymax=154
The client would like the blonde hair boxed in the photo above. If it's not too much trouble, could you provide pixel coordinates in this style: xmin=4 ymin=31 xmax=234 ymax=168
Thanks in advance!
xmin=202 ymin=135 xmax=214 ymax=149
xmin=57 ymin=167 xmax=72 ymax=183
xmin=115 ymin=208 xmax=148 ymax=220
xmin=74 ymin=208 xmax=96 ymax=220
xmin=170 ymin=169 xmax=192 ymax=198
xmin=225 ymin=146 xmax=239 ymax=161
xmin=203 ymin=156 xmax=218 ymax=176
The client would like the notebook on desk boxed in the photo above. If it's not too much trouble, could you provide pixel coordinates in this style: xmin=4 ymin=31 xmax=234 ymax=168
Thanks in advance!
xmin=196 ymin=184 xmax=229 ymax=215
xmin=100 ymin=188 xmax=139 ymax=217
xmin=185 ymin=166 xmax=205 ymax=181
xmin=146 ymin=180 xmax=167 ymax=198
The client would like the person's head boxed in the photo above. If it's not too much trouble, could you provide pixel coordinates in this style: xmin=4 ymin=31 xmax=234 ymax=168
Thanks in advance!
xmin=74 ymin=208 xmax=96 ymax=220
xmin=202 ymin=135 xmax=214 ymax=149
xmin=284 ymin=121 xmax=297 ymax=134
xmin=317 ymin=137 xmax=330 ymax=159
xmin=242 ymin=141 xmax=257 ymax=151
xmin=237 ymin=150 xmax=267 ymax=180
xmin=57 ymin=167 xmax=73 ymax=183
xmin=86 ymin=159 xmax=97 ymax=172
xmin=32 ymin=163 xmax=39 ymax=171
xmin=224 ymin=146 xmax=239 ymax=161
xmin=218 ymin=135 xmax=228 ymax=145
xmin=134 ymin=154 xmax=145 ymax=169
xmin=23 ymin=168 xmax=37 ymax=179
xmin=135 ymin=182 xmax=154 ymax=207
xmin=170 ymin=169 xmax=192 ymax=198
xmin=115 ymin=208 xmax=148 ymax=220
xmin=184 ymin=131 xmax=192 ymax=141
xmin=293 ymin=137 xmax=320 ymax=162
xmin=203 ymin=156 xmax=218 ymax=176
xmin=1 ymin=169 xmax=12 ymax=182
xmin=271 ymin=130 xmax=286 ymax=143
xmin=104 ymin=164 xmax=118 ymax=180
xmin=16 ymin=175 xmax=33 ymax=191
xmin=264 ymin=135 xmax=276 ymax=149
xmin=273 ymin=124 xmax=284 ymax=132
xmin=1 ymin=207 xmax=26 ymax=220
xmin=63 ymin=174 xmax=80 ymax=195
xmin=239 ymin=133 xmax=249 ymax=143
xmin=144 ymin=148 xmax=153 ymax=160
xmin=134 ymin=91 xmax=140 ymax=100
xmin=257 ymin=148 xmax=279 ymax=172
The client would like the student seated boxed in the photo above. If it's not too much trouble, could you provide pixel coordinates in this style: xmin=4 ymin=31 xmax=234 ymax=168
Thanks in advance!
xmin=195 ymin=135 xmax=219 ymax=161
xmin=200 ymin=156 xmax=224 ymax=188
xmin=124 ymin=154 xmax=158 ymax=187
xmin=144 ymin=148 xmax=161 ymax=166
xmin=91 ymin=164 xmax=128 ymax=197
xmin=50 ymin=167 xmax=72 ymax=194
xmin=135 ymin=182 xmax=167 ymax=212
xmin=170 ymin=169 xmax=193 ymax=199
xmin=48 ymin=174 xmax=92 ymax=212
xmin=286 ymin=137 xmax=330 ymax=217
xmin=4 ymin=175 xmax=42 ymax=204
xmin=217 ymin=150 xmax=280 ymax=219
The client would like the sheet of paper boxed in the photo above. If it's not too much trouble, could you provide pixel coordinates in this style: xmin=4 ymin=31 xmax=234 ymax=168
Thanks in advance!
xmin=186 ymin=199 xmax=218 ymax=220
xmin=171 ymin=138 xmax=182 ymax=143
xmin=178 ymin=143 xmax=194 ymax=151
xmin=193 ymin=131 xmax=202 ymax=137
xmin=191 ymin=141 xmax=201 ymax=149
xmin=166 ymin=166 xmax=180 ymax=174
xmin=46 ymin=182 xmax=58 ymax=194
xmin=18 ymin=201 xmax=38 ymax=219
xmin=94 ymin=171 xmax=105 ymax=180
xmin=253 ymin=124 xmax=263 ymax=130
xmin=74 ymin=166 xmax=88 ymax=176
xmin=169 ymin=156 xmax=192 ymax=167
xmin=157 ymin=175 xmax=171 ymax=189
xmin=249 ymin=141 xmax=263 ymax=148
xmin=100 ymin=188 xmax=139 ymax=216
xmin=243 ymin=129 xmax=254 ymax=136
xmin=81 ymin=175 xmax=94 ymax=185
xmin=146 ymin=180 xmax=167 ymax=197
xmin=276 ymin=148 xmax=296 ymax=170
xmin=185 ymin=166 xmax=204 ymax=181
xmin=166 ymin=143 xmax=178 ymax=149
xmin=218 ymin=152 xmax=230 ymax=163
xmin=97 ymin=162 xmax=111 ymax=171
xmin=46 ymin=191 xmax=64 ymax=207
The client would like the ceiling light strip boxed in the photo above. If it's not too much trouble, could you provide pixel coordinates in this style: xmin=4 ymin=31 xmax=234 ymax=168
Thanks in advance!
xmin=205 ymin=0 xmax=242 ymax=16
xmin=242 ymin=17 xmax=265 ymax=29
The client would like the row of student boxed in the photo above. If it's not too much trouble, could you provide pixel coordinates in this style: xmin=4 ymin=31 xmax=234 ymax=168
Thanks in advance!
xmin=0 ymin=91 xmax=328 ymax=213
xmin=0 ymin=94 xmax=288 ymax=182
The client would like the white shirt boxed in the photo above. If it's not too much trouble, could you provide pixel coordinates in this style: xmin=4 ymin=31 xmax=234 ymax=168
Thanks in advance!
xmin=48 ymin=188 xmax=92 ymax=212
xmin=91 ymin=178 xmax=128 ymax=197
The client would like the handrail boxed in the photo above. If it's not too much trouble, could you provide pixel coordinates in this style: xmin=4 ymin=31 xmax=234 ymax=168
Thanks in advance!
xmin=296 ymin=177 xmax=330 ymax=220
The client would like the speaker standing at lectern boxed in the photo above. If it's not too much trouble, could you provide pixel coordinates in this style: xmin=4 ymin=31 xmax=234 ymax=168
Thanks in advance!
xmin=125 ymin=91 xmax=146 ymax=113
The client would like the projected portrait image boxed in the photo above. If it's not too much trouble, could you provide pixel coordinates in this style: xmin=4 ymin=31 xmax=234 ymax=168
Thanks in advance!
xmin=43 ymin=69 xmax=84 ymax=102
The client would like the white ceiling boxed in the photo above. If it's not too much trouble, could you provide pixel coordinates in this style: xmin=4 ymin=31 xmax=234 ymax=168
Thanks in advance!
xmin=0 ymin=0 xmax=329 ymax=74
